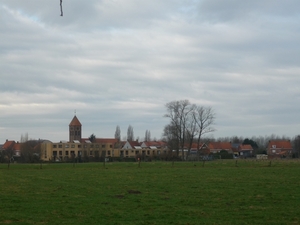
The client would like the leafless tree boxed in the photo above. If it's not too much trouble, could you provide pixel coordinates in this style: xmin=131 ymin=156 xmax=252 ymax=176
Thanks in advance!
xmin=293 ymin=135 xmax=300 ymax=158
xmin=3 ymin=145 xmax=14 ymax=169
xmin=144 ymin=130 xmax=151 ymax=142
xmin=115 ymin=125 xmax=121 ymax=141
xmin=164 ymin=100 xmax=215 ymax=160
xmin=127 ymin=125 xmax=134 ymax=141
xmin=194 ymin=106 xmax=215 ymax=152
xmin=164 ymin=100 xmax=194 ymax=160
xmin=162 ymin=124 xmax=178 ymax=155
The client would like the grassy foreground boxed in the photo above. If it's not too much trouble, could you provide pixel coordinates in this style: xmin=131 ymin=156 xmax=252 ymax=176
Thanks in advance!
xmin=1 ymin=160 xmax=300 ymax=225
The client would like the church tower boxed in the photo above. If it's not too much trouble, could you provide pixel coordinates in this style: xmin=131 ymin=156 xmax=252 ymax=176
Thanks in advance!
xmin=69 ymin=115 xmax=82 ymax=142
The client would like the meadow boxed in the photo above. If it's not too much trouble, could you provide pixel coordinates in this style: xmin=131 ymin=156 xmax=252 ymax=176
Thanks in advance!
xmin=1 ymin=160 xmax=300 ymax=225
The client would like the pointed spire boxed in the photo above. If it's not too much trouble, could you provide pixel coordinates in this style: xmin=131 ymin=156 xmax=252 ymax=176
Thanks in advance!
xmin=69 ymin=115 xmax=81 ymax=126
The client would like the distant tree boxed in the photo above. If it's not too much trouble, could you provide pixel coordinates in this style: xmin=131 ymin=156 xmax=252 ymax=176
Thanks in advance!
xmin=293 ymin=135 xmax=300 ymax=158
xmin=163 ymin=100 xmax=215 ymax=160
xmin=163 ymin=124 xmax=179 ymax=155
xmin=3 ymin=145 xmax=14 ymax=169
xmin=193 ymin=106 xmax=215 ymax=152
xmin=164 ymin=100 xmax=193 ymax=160
xmin=89 ymin=134 xmax=96 ymax=143
xmin=243 ymin=138 xmax=258 ymax=149
xmin=127 ymin=125 xmax=134 ymax=141
xmin=144 ymin=130 xmax=151 ymax=142
xmin=21 ymin=140 xmax=42 ymax=163
xmin=115 ymin=125 xmax=121 ymax=141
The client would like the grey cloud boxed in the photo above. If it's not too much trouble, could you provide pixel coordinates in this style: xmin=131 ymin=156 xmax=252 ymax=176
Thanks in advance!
xmin=1 ymin=0 xmax=300 ymax=143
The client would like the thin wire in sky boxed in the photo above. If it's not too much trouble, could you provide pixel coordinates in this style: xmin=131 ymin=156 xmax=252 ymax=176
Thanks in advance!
xmin=60 ymin=0 xmax=63 ymax=16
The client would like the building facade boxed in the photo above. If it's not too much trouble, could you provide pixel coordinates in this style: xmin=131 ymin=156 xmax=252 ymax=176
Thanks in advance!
xmin=40 ymin=115 xmax=170 ymax=161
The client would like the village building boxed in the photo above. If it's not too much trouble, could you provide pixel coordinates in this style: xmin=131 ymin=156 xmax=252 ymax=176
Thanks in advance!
xmin=39 ymin=115 xmax=170 ymax=161
xmin=267 ymin=140 xmax=293 ymax=158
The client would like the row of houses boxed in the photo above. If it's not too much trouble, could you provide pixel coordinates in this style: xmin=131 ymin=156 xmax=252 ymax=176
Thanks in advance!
xmin=1 ymin=115 xmax=294 ymax=161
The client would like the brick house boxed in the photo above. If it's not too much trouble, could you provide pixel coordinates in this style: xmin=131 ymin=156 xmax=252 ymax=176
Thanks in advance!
xmin=267 ymin=140 xmax=293 ymax=158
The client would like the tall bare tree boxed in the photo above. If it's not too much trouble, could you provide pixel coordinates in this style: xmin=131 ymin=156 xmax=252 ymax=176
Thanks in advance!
xmin=127 ymin=125 xmax=134 ymax=141
xmin=164 ymin=100 xmax=215 ymax=160
xmin=144 ymin=130 xmax=151 ymax=142
xmin=164 ymin=100 xmax=194 ymax=160
xmin=293 ymin=135 xmax=300 ymax=158
xmin=115 ymin=125 xmax=121 ymax=141
xmin=3 ymin=145 xmax=14 ymax=169
xmin=194 ymin=106 xmax=215 ymax=152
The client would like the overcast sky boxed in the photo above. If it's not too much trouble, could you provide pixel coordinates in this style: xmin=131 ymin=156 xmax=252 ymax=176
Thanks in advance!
xmin=1 ymin=0 xmax=300 ymax=143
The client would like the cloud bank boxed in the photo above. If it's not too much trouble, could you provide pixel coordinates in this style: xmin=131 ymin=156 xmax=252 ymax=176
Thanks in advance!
xmin=1 ymin=0 xmax=300 ymax=143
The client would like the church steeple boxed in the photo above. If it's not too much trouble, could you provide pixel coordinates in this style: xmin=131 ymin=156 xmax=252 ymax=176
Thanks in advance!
xmin=69 ymin=115 xmax=82 ymax=142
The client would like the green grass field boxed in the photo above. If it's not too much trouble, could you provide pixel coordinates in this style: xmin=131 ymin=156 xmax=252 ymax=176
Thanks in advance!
xmin=1 ymin=160 xmax=300 ymax=225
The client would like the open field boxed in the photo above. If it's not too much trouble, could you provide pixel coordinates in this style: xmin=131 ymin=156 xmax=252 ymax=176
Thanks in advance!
xmin=1 ymin=160 xmax=300 ymax=225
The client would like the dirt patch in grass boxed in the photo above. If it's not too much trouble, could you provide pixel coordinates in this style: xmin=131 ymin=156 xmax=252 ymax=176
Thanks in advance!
xmin=128 ymin=190 xmax=141 ymax=194
xmin=115 ymin=194 xmax=125 ymax=199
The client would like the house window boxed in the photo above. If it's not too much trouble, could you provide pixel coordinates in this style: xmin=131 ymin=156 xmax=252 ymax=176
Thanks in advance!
xmin=90 ymin=151 xmax=93 ymax=156
xmin=125 ymin=151 xmax=128 ymax=156
xmin=53 ymin=151 xmax=57 ymax=156
xmin=66 ymin=151 xmax=69 ymax=156
xmin=147 ymin=150 xmax=150 ymax=155
xmin=102 ymin=144 xmax=105 ymax=148
xmin=120 ymin=151 xmax=124 ymax=156
xmin=107 ymin=151 xmax=111 ymax=156
xmin=53 ymin=145 xmax=57 ymax=148
xmin=65 ymin=145 xmax=69 ymax=148
xmin=158 ymin=150 xmax=161 ymax=155
xmin=110 ymin=145 xmax=113 ymax=148
xmin=59 ymin=145 xmax=62 ymax=148
xmin=272 ymin=150 xmax=276 ymax=153
xmin=71 ymin=151 xmax=75 ymax=156
xmin=71 ymin=144 xmax=75 ymax=148
xmin=96 ymin=145 xmax=99 ymax=148
xmin=78 ymin=145 xmax=81 ymax=148
xmin=59 ymin=151 xmax=62 ymax=156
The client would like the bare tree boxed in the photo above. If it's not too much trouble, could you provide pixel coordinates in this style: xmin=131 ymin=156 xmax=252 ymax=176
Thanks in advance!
xmin=164 ymin=100 xmax=194 ymax=160
xmin=194 ymin=106 xmax=215 ymax=152
xmin=127 ymin=125 xmax=134 ymax=141
xmin=162 ymin=124 xmax=178 ymax=155
xmin=293 ymin=135 xmax=300 ymax=158
xmin=115 ymin=125 xmax=121 ymax=141
xmin=3 ymin=145 xmax=14 ymax=169
xmin=144 ymin=130 xmax=151 ymax=142
xmin=163 ymin=100 xmax=216 ymax=160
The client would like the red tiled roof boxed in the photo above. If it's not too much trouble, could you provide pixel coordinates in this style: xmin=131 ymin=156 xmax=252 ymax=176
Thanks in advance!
xmin=128 ymin=141 xmax=140 ymax=147
xmin=2 ymin=140 xmax=15 ymax=150
xmin=208 ymin=142 xmax=232 ymax=150
xmin=143 ymin=141 xmax=167 ymax=147
xmin=69 ymin=116 xmax=82 ymax=126
xmin=94 ymin=138 xmax=119 ymax=144
xmin=268 ymin=140 xmax=292 ymax=150
xmin=13 ymin=143 xmax=21 ymax=151
xmin=239 ymin=144 xmax=253 ymax=151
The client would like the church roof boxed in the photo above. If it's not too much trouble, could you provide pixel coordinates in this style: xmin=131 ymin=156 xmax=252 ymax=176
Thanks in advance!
xmin=69 ymin=115 xmax=82 ymax=126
